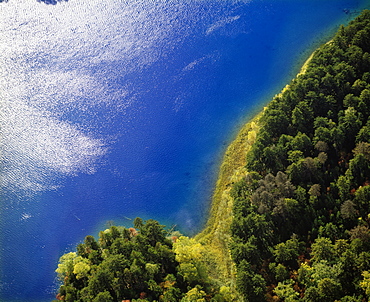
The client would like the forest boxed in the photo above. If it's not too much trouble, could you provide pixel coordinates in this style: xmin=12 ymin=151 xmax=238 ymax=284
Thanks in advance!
xmin=54 ymin=9 xmax=370 ymax=302
xmin=230 ymin=9 xmax=370 ymax=302
xmin=53 ymin=218 xmax=233 ymax=301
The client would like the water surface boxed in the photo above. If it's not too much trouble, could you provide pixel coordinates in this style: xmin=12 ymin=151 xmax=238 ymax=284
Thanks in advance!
xmin=0 ymin=0 xmax=369 ymax=300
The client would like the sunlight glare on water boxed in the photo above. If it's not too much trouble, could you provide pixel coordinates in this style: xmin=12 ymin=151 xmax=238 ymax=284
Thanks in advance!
xmin=0 ymin=0 xmax=369 ymax=301
xmin=0 ymin=0 xmax=200 ymax=195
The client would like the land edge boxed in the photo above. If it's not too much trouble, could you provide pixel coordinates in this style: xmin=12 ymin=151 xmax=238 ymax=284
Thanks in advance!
xmin=195 ymin=111 xmax=262 ymax=284
xmin=193 ymin=47 xmax=319 ymax=292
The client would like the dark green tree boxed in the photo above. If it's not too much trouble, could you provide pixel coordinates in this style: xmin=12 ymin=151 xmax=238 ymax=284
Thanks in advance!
xmin=236 ymin=260 xmax=266 ymax=302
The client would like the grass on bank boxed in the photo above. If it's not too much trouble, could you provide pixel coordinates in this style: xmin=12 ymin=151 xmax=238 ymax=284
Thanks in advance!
xmin=194 ymin=112 xmax=262 ymax=295
xmin=192 ymin=49 xmax=318 ymax=298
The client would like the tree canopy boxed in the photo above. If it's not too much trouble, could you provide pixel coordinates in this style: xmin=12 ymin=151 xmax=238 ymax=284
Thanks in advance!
xmin=230 ymin=9 xmax=370 ymax=302
xmin=53 ymin=219 xmax=234 ymax=302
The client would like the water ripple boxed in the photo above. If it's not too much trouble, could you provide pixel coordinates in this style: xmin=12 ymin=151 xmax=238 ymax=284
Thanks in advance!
xmin=0 ymin=0 xmax=191 ymax=194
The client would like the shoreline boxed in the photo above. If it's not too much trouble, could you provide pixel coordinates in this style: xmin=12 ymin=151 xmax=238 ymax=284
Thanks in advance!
xmin=195 ymin=110 xmax=262 ymax=286
xmin=194 ymin=45 xmax=318 ymax=288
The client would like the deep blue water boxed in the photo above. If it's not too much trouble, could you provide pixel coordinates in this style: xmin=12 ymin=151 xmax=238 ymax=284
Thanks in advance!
xmin=1 ymin=0 xmax=369 ymax=301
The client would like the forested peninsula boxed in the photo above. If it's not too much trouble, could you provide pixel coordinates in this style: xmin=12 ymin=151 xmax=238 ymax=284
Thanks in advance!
xmin=53 ymin=10 xmax=370 ymax=302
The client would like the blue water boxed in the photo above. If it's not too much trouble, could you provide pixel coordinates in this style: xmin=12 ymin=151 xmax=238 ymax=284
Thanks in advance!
xmin=1 ymin=0 xmax=369 ymax=301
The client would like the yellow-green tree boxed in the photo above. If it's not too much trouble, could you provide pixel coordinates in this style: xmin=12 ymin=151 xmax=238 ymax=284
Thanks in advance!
xmin=360 ymin=271 xmax=370 ymax=298
xmin=173 ymin=236 xmax=208 ymax=284
xmin=180 ymin=286 xmax=206 ymax=302
xmin=173 ymin=236 xmax=204 ymax=263
xmin=56 ymin=252 xmax=78 ymax=279
xmin=73 ymin=256 xmax=91 ymax=280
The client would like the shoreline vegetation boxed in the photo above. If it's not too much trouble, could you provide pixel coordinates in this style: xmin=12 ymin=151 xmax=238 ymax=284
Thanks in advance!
xmin=193 ymin=38 xmax=318 ymax=298
xmin=53 ymin=9 xmax=370 ymax=302
xmin=195 ymin=113 xmax=262 ymax=283
xmin=229 ymin=9 xmax=370 ymax=302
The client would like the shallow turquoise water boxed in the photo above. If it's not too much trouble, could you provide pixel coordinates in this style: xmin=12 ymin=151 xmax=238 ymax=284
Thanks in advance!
xmin=0 ymin=0 xmax=369 ymax=300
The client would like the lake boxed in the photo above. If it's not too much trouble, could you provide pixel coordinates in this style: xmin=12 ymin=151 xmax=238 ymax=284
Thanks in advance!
xmin=0 ymin=0 xmax=369 ymax=301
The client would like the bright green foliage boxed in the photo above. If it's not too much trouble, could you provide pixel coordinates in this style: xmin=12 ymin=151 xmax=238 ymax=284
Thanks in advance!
xmin=311 ymin=237 xmax=335 ymax=263
xmin=178 ymin=262 xmax=200 ymax=284
xmin=145 ymin=263 xmax=159 ymax=276
xmin=298 ymin=262 xmax=315 ymax=288
xmin=181 ymin=286 xmax=206 ymax=302
xmin=54 ymin=219 xmax=224 ymax=301
xmin=173 ymin=236 xmax=204 ymax=263
xmin=172 ymin=236 xmax=210 ymax=286
xmin=73 ymin=257 xmax=91 ymax=279
xmin=360 ymin=271 xmax=370 ymax=297
xmin=311 ymin=260 xmax=342 ymax=283
xmin=56 ymin=252 xmax=78 ymax=279
xmin=274 ymin=279 xmax=299 ymax=302
xmin=219 ymin=286 xmax=235 ymax=302
xmin=230 ymin=9 xmax=370 ymax=302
